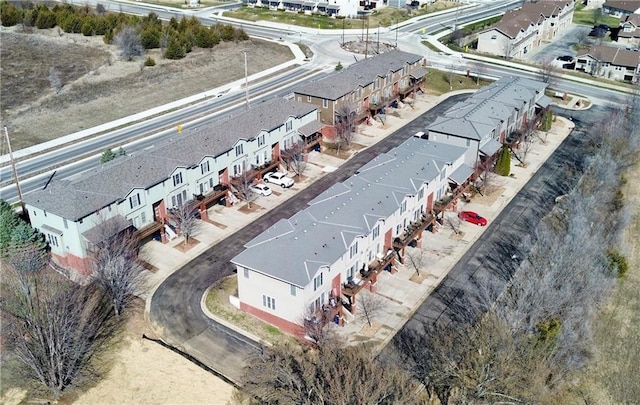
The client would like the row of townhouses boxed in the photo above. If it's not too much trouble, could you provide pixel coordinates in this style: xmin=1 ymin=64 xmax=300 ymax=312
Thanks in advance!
xmin=231 ymin=76 xmax=549 ymax=337
xmin=477 ymin=0 xmax=574 ymax=59
xmin=293 ymin=50 xmax=427 ymax=136
xmin=575 ymin=45 xmax=640 ymax=82
xmin=24 ymin=50 xmax=427 ymax=276
xmin=603 ymin=0 xmax=640 ymax=17
xmin=241 ymin=0 xmax=429 ymax=18
xmin=25 ymin=100 xmax=320 ymax=274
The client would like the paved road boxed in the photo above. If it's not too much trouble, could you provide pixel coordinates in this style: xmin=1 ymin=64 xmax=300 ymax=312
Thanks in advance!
xmin=149 ymin=94 xmax=470 ymax=382
xmin=383 ymin=105 xmax=601 ymax=355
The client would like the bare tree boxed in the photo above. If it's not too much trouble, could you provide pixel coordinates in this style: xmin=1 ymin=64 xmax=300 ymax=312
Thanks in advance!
xmin=471 ymin=61 xmax=486 ymax=85
xmin=281 ymin=142 xmax=307 ymax=178
xmin=446 ymin=214 xmax=462 ymax=235
xmin=239 ymin=343 xmax=421 ymax=404
xmin=404 ymin=246 xmax=424 ymax=276
xmin=502 ymin=38 xmax=514 ymax=60
xmin=114 ymin=26 xmax=144 ymax=61
xmin=170 ymin=200 xmax=200 ymax=246
xmin=1 ymin=245 xmax=121 ymax=399
xmin=231 ymin=169 xmax=258 ymax=208
xmin=538 ymin=57 xmax=560 ymax=87
xmin=574 ymin=28 xmax=590 ymax=47
xmin=334 ymin=103 xmax=358 ymax=154
xmin=358 ymin=290 xmax=384 ymax=328
xmin=443 ymin=65 xmax=456 ymax=90
xmin=48 ymin=67 xmax=63 ymax=94
xmin=89 ymin=216 xmax=143 ymax=317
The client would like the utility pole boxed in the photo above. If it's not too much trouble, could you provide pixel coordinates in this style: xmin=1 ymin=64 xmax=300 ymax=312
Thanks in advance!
xmin=342 ymin=18 xmax=345 ymax=47
xmin=395 ymin=19 xmax=398 ymax=48
xmin=377 ymin=26 xmax=380 ymax=54
xmin=4 ymin=126 xmax=25 ymax=214
xmin=242 ymin=51 xmax=249 ymax=110
xmin=364 ymin=16 xmax=370 ymax=59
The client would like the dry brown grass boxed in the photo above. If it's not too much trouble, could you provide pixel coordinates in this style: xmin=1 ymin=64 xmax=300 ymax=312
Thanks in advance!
xmin=1 ymin=26 xmax=293 ymax=150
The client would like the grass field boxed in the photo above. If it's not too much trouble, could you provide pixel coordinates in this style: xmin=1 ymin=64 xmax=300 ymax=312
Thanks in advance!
xmin=572 ymin=3 xmax=620 ymax=27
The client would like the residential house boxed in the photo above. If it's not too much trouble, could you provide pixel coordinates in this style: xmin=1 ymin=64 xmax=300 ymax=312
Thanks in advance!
xmin=477 ymin=1 xmax=574 ymax=59
xmin=25 ymin=99 xmax=321 ymax=276
xmin=231 ymin=137 xmax=472 ymax=336
xmin=617 ymin=13 xmax=640 ymax=45
xmin=293 ymin=50 xmax=426 ymax=138
xmin=426 ymin=76 xmax=548 ymax=170
xmin=603 ymin=0 xmax=640 ymax=17
xmin=575 ymin=45 xmax=640 ymax=82
xmin=243 ymin=0 xmax=358 ymax=17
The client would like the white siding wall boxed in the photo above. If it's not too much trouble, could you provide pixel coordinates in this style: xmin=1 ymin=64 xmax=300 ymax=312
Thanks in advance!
xmin=427 ymin=132 xmax=480 ymax=167
xmin=237 ymin=266 xmax=305 ymax=324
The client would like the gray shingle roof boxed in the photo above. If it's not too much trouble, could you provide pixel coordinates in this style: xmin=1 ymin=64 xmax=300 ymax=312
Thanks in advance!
xmin=293 ymin=50 xmax=423 ymax=100
xmin=231 ymin=137 xmax=467 ymax=287
xmin=25 ymin=99 xmax=317 ymax=221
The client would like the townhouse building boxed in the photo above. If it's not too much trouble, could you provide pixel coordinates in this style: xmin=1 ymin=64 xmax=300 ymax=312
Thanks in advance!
xmin=603 ymin=0 xmax=640 ymax=17
xmin=618 ymin=13 xmax=640 ymax=46
xmin=293 ymin=50 xmax=427 ymax=138
xmin=575 ymin=45 xmax=640 ymax=82
xmin=477 ymin=1 xmax=574 ymax=59
xmin=25 ymin=99 xmax=321 ymax=275
xmin=231 ymin=137 xmax=472 ymax=336
xmin=426 ymin=76 xmax=548 ymax=169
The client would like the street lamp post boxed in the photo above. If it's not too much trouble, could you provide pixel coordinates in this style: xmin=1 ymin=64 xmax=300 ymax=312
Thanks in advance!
xmin=242 ymin=51 xmax=249 ymax=110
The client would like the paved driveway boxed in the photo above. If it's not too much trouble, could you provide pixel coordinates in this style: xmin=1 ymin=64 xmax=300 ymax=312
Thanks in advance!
xmin=526 ymin=25 xmax=592 ymax=63
xmin=382 ymin=105 xmax=602 ymax=354
xmin=149 ymin=94 xmax=469 ymax=382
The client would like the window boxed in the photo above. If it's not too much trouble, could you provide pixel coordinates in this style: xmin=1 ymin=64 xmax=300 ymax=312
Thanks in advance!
xmin=286 ymin=121 xmax=293 ymax=131
xmin=372 ymin=224 xmax=380 ymax=239
xmin=396 ymin=224 xmax=402 ymax=235
xmin=307 ymin=95 xmax=311 ymax=102
xmin=491 ymin=35 xmax=497 ymax=40
xmin=466 ymin=138 xmax=471 ymax=147
xmin=418 ymin=188 xmax=424 ymax=200
xmin=200 ymin=161 xmax=210 ymax=174
xmin=257 ymin=134 xmax=265 ymax=146
xmin=313 ymin=272 xmax=323 ymax=291
xmin=63 ymin=219 xmax=68 ymax=229
xmin=129 ymin=194 xmax=141 ymax=209
xmin=290 ymin=284 xmax=297 ymax=296
xmin=141 ymin=212 xmax=146 ymax=224
xmin=172 ymin=173 xmax=183 ymax=187
xmin=322 ymin=99 xmax=328 ymax=108
xmin=47 ymin=234 xmax=59 ymax=247
xmin=400 ymin=200 xmax=407 ymax=214
xmin=233 ymin=164 xmax=242 ymax=176
xmin=347 ymin=265 xmax=355 ymax=281
xmin=244 ymin=268 xmax=249 ymax=278
xmin=349 ymin=241 xmax=359 ymax=258
xmin=262 ymin=295 xmax=276 ymax=310
xmin=235 ymin=144 xmax=244 ymax=156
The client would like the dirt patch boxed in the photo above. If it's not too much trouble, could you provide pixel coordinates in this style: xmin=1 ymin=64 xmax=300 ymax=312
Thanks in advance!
xmin=474 ymin=186 xmax=506 ymax=206
xmin=448 ymin=231 xmax=465 ymax=240
xmin=173 ymin=237 xmax=200 ymax=252
xmin=1 ymin=26 xmax=294 ymax=150
xmin=238 ymin=203 xmax=262 ymax=213
xmin=359 ymin=321 xmax=383 ymax=337
xmin=140 ymin=260 xmax=158 ymax=273
xmin=207 ymin=219 xmax=228 ymax=229
xmin=409 ymin=271 xmax=429 ymax=284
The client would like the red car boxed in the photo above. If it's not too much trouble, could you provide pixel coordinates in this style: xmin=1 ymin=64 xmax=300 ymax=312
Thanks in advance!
xmin=458 ymin=211 xmax=488 ymax=226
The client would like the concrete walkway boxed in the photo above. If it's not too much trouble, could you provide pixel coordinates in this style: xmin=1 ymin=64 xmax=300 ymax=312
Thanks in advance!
xmin=141 ymin=90 xmax=579 ymax=349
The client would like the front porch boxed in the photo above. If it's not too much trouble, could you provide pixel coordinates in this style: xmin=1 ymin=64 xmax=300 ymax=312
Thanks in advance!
xmin=342 ymin=248 xmax=397 ymax=298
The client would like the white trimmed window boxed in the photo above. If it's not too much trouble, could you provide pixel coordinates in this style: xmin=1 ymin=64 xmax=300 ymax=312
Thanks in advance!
xmin=129 ymin=194 xmax=141 ymax=209
xmin=172 ymin=173 xmax=183 ymax=187
xmin=263 ymin=295 xmax=276 ymax=310
xmin=313 ymin=272 xmax=323 ymax=291
xmin=200 ymin=161 xmax=210 ymax=174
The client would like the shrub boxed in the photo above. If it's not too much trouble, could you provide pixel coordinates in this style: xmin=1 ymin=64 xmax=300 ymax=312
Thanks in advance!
xmin=607 ymin=249 xmax=629 ymax=278
xmin=335 ymin=62 xmax=343 ymax=71
xmin=35 ymin=8 xmax=56 ymax=29
xmin=540 ymin=110 xmax=553 ymax=131
xmin=494 ymin=145 xmax=511 ymax=176
xmin=144 ymin=56 xmax=156 ymax=66
xmin=1 ymin=3 xmax=22 ymax=26
xmin=164 ymin=34 xmax=185 ymax=59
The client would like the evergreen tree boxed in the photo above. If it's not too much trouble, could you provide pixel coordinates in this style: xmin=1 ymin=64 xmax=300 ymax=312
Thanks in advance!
xmin=10 ymin=221 xmax=46 ymax=252
xmin=0 ymin=200 xmax=19 ymax=256
xmin=494 ymin=145 xmax=511 ymax=176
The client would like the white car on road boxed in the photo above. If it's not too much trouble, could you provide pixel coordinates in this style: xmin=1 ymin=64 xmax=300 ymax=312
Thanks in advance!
xmin=263 ymin=171 xmax=294 ymax=188
xmin=250 ymin=183 xmax=272 ymax=196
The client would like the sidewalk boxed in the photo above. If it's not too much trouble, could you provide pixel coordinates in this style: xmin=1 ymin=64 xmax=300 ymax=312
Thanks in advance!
xmin=142 ymin=89 xmax=577 ymax=348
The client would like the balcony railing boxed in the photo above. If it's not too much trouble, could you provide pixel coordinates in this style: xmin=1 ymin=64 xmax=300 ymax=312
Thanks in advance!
xmin=393 ymin=213 xmax=436 ymax=250
xmin=305 ymin=300 xmax=342 ymax=330
xmin=342 ymin=249 xmax=396 ymax=296
xmin=134 ymin=220 xmax=163 ymax=241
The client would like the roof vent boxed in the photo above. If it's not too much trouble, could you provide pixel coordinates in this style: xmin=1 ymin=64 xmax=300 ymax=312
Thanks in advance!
xmin=294 ymin=236 xmax=298 ymax=240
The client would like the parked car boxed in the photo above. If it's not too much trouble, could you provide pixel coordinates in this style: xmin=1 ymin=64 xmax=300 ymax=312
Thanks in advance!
xmin=458 ymin=211 xmax=488 ymax=226
xmin=556 ymin=55 xmax=573 ymax=62
xmin=263 ymin=171 xmax=294 ymax=188
xmin=589 ymin=27 xmax=606 ymax=37
xmin=250 ymin=183 xmax=272 ymax=196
